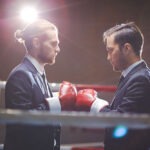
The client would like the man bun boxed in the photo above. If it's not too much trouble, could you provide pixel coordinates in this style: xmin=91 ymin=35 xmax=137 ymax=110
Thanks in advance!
xmin=14 ymin=29 xmax=24 ymax=43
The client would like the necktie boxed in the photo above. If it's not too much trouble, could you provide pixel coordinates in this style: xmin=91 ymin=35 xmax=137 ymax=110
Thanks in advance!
xmin=119 ymin=75 xmax=125 ymax=85
xmin=110 ymin=75 xmax=125 ymax=106
xmin=41 ymin=74 xmax=49 ymax=97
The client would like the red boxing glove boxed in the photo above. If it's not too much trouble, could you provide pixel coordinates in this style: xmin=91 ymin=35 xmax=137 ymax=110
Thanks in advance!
xmin=76 ymin=89 xmax=108 ymax=112
xmin=76 ymin=89 xmax=97 ymax=111
xmin=59 ymin=81 xmax=77 ymax=110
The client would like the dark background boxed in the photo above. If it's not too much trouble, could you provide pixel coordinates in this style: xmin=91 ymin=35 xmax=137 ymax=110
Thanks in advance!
xmin=1 ymin=0 xmax=150 ymax=86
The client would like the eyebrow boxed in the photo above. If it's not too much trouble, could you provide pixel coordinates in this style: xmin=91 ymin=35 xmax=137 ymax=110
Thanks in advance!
xmin=106 ymin=47 xmax=113 ymax=51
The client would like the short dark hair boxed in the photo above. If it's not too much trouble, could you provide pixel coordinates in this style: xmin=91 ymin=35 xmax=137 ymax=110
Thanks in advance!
xmin=103 ymin=22 xmax=144 ymax=56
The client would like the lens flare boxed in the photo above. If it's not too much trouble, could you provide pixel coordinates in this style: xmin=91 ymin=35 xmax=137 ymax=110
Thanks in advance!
xmin=113 ymin=125 xmax=128 ymax=138
xmin=20 ymin=6 xmax=38 ymax=23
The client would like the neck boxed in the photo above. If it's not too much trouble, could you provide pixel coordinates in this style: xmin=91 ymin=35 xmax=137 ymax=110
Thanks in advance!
xmin=28 ymin=51 xmax=46 ymax=68
xmin=128 ymin=56 xmax=141 ymax=68
xmin=26 ymin=53 xmax=45 ymax=74
xmin=124 ymin=54 xmax=141 ymax=70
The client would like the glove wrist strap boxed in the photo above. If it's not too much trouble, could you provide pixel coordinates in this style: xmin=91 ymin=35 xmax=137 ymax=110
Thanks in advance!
xmin=45 ymin=97 xmax=61 ymax=112
xmin=90 ymin=98 xmax=108 ymax=112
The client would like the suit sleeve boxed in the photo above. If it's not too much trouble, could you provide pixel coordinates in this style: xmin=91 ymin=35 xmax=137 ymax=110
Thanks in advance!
xmin=5 ymin=70 xmax=48 ymax=110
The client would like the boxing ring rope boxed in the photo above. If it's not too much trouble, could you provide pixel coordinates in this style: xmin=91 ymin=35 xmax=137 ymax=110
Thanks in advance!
xmin=0 ymin=81 xmax=150 ymax=129
xmin=0 ymin=109 xmax=150 ymax=129
xmin=75 ymin=84 xmax=116 ymax=92
xmin=0 ymin=81 xmax=149 ymax=150
xmin=0 ymin=81 xmax=117 ymax=92
xmin=0 ymin=81 xmax=6 ymax=89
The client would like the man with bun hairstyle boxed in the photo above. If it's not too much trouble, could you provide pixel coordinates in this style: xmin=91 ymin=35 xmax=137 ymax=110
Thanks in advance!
xmin=4 ymin=19 xmax=77 ymax=150
xmin=75 ymin=22 xmax=150 ymax=150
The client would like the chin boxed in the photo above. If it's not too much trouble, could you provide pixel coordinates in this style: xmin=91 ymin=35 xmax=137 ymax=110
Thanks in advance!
xmin=48 ymin=60 xmax=55 ymax=65
xmin=113 ymin=66 xmax=119 ymax=72
xmin=113 ymin=67 xmax=122 ymax=72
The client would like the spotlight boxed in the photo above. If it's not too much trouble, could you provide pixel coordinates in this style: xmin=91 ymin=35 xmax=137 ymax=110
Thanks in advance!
xmin=20 ymin=6 xmax=38 ymax=23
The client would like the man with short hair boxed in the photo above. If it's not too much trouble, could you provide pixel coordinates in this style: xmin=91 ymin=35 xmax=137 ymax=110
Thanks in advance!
xmin=76 ymin=22 xmax=150 ymax=150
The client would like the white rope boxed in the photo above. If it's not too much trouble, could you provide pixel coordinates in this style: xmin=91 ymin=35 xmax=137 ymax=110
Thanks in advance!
xmin=0 ymin=81 xmax=117 ymax=92
xmin=0 ymin=81 xmax=6 ymax=89
xmin=0 ymin=109 xmax=150 ymax=129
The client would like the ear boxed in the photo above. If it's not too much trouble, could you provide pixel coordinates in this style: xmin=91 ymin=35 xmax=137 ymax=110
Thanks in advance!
xmin=122 ymin=43 xmax=132 ymax=55
xmin=32 ymin=37 xmax=40 ymax=49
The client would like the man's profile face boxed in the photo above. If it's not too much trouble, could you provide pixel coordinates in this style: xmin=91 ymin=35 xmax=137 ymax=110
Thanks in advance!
xmin=38 ymin=29 xmax=60 ymax=65
xmin=106 ymin=34 xmax=127 ymax=72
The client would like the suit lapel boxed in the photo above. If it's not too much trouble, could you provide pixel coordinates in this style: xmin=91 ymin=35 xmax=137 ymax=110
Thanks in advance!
xmin=34 ymin=73 xmax=46 ymax=96
xmin=22 ymin=57 xmax=48 ymax=97
xmin=110 ymin=61 xmax=147 ymax=107
xmin=118 ymin=61 xmax=147 ymax=90
xmin=22 ymin=56 xmax=54 ymax=98
xmin=47 ymin=82 xmax=53 ymax=97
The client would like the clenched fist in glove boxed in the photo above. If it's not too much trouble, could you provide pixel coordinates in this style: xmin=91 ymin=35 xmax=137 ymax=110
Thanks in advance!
xmin=45 ymin=81 xmax=77 ymax=112
xmin=59 ymin=81 xmax=77 ymax=110
xmin=76 ymin=89 xmax=109 ymax=112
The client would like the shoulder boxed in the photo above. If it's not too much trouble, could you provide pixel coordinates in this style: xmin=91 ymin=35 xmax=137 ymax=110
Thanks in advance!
xmin=8 ymin=65 xmax=29 ymax=79
xmin=7 ymin=58 xmax=37 ymax=81
xmin=132 ymin=67 xmax=150 ymax=81
xmin=126 ymin=68 xmax=150 ymax=92
xmin=6 ymin=64 xmax=35 ymax=87
xmin=128 ymin=61 xmax=150 ymax=82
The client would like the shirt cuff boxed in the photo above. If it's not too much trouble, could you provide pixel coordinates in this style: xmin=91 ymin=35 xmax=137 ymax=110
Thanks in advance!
xmin=90 ymin=98 xmax=109 ymax=113
xmin=45 ymin=97 xmax=61 ymax=112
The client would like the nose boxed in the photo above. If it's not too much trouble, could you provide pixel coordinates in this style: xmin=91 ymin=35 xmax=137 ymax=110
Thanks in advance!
xmin=56 ymin=46 xmax=60 ymax=53
xmin=107 ymin=53 xmax=110 ymax=61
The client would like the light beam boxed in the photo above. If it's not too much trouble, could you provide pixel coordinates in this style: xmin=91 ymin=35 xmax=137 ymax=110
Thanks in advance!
xmin=20 ymin=6 xmax=38 ymax=23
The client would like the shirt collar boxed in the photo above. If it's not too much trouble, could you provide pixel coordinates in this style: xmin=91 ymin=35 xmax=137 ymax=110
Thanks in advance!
xmin=26 ymin=54 xmax=45 ymax=75
xmin=122 ymin=60 xmax=144 ymax=77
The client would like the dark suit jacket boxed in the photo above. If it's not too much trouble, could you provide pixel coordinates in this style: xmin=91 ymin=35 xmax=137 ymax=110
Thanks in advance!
xmin=101 ymin=61 xmax=150 ymax=150
xmin=4 ymin=57 xmax=60 ymax=150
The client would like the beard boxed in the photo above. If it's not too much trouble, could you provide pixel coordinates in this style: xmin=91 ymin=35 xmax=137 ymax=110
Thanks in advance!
xmin=37 ymin=52 xmax=56 ymax=65
xmin=38 ymin=43 xmax=57 ymax=65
